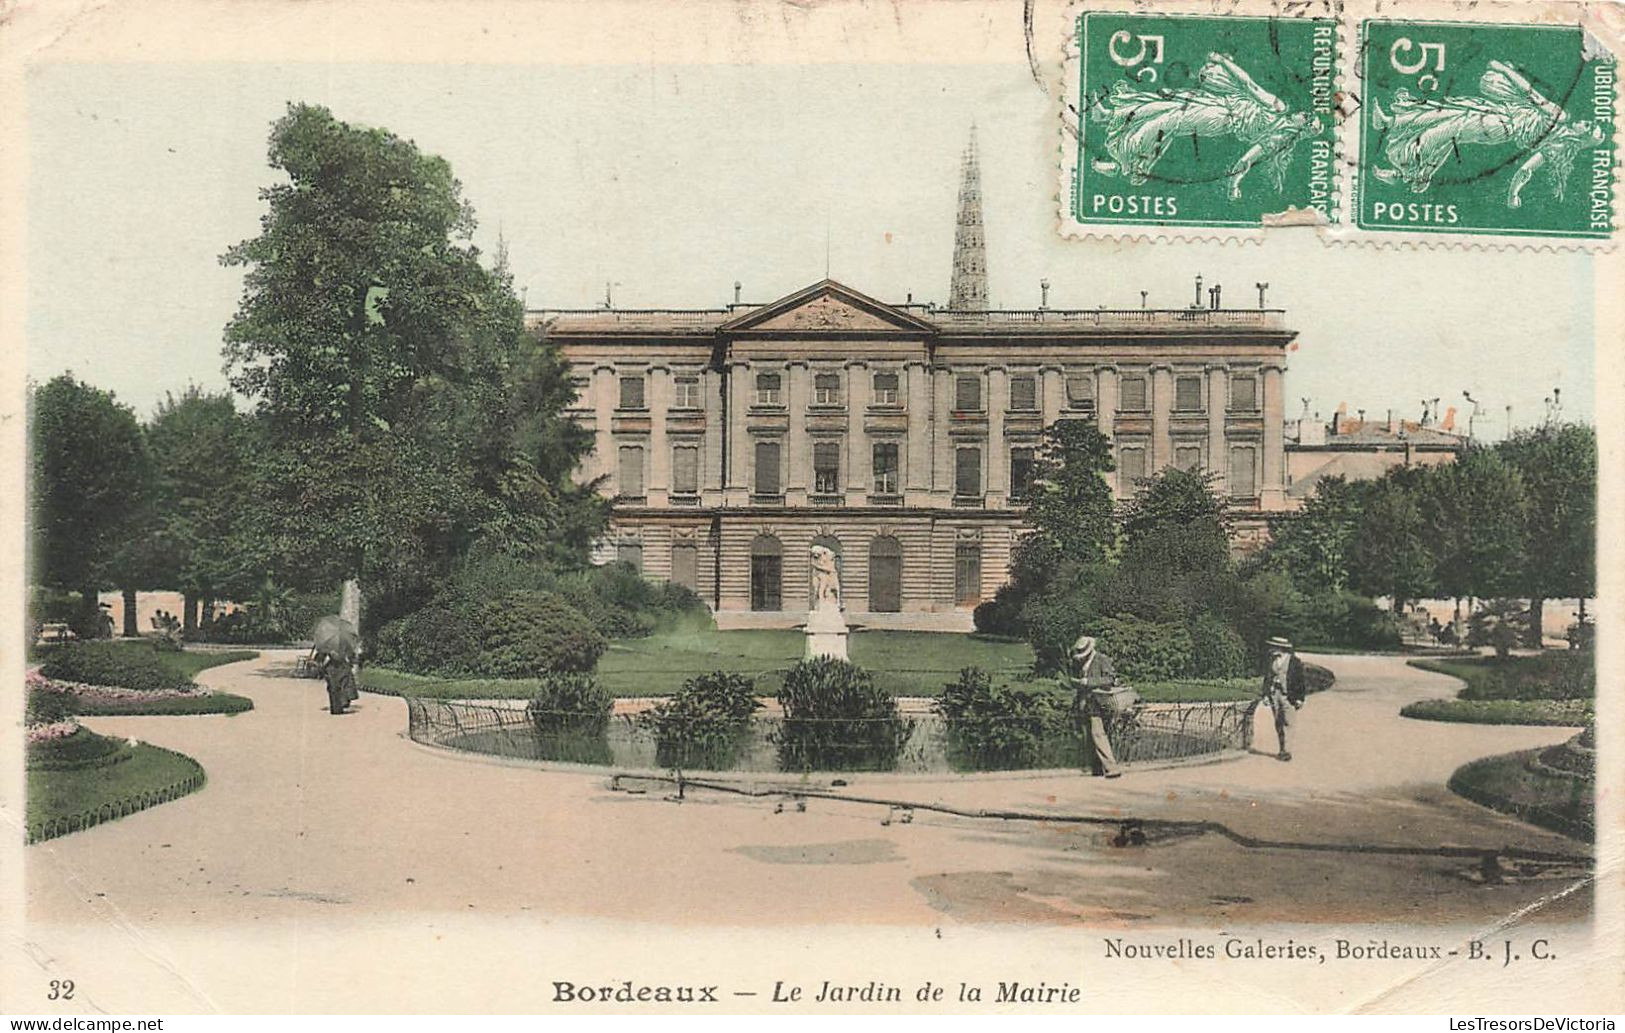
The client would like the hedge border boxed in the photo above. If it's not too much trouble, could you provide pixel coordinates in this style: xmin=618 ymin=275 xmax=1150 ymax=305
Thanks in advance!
xmin=67 ymin=692 xmax=255 ymax=717
xmin=1447 ymin=751 xmax=1593 ymax=842
xmin=26 ymin=745 xmax=207 ymax=845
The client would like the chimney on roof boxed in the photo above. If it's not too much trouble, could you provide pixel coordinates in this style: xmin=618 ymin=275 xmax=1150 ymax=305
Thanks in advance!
xmin=1212 ymin=284 xmax=1223 ymax=309
xmin=1442 ymin=405 xmax=1457 ymax=432
xmin=1387 ymin=409 xmax=1397 ymax=434
xmin=1357 ymin=408 xmax=1366 ymax=425
xmin=1040 ymin=279 xmax=1051 ymax=310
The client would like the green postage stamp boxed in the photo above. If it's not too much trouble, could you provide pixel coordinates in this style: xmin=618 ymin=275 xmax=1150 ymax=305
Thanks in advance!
xmin=1356 ymin=19 xmax=1617 ymax=239
xmin=1065 ymin=11 xmax=1339 ymax=231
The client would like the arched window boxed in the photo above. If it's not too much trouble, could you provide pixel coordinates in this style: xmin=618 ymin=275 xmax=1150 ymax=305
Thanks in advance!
xmin=750 ymin=534 xmax=783 ymax=611
xmin=868 ymin=535 xmax=902 ymax=613
xmin=808 ymin=534 xmax=843 ymax=609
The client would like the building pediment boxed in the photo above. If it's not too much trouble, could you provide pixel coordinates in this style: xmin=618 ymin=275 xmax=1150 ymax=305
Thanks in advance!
xmin=721 ymin=279 xmax=937 ymax=335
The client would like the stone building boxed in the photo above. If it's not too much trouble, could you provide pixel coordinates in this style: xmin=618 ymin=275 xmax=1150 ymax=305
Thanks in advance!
xmin=530 ymin=137 xmax=1300 ymax=628
xmin=1286 ymin=403 xmax=1468 ymax=502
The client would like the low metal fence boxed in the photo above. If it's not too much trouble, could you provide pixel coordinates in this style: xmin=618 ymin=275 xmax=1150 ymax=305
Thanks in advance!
xmin=405 ymin=696 xmax=1257 ymax=775
xmin=25 ymin=749 xmax=206 ymax=844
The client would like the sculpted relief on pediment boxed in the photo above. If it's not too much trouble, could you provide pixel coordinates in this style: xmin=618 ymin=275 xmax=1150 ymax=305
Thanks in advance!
xmin=753 ymin=295 xmax=901 ymax=332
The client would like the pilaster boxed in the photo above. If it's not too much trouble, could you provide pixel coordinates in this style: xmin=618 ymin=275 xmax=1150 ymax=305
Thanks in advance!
xmin=1206 ymin=364 xmax=1227 ymax=491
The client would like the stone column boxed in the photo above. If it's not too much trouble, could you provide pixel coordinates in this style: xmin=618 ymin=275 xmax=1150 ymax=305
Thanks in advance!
xmin=987 ymin=366 xmax=1007 ymax=507
xmin=1040 ymin=366 xmax=1064 ymax=425
xmin=786 ymin=360 xmax=809 ymax=504
xmin=931 ymin=366 xmax=953 ymax=496
xmin=1207 ymin=364 xmax=1227 ymax=490
xmin=648 ymin=364 xmax=671 ymax=506
xmin=592 ymin=364 xmax=615 ymax=487
xmin=905 ymin=361 xmax=931 ymax=500
xmin=702 ymin=367 xmax=724 ymax=504
xmin=1262 ymin=363 xmax=1287 ymax=508
xmin=846 ymin=360 xmax=868 ymax=503
xmin=725 ymin=359 xmax=751 ymax=503
xmin=1096 ymin=366 xmax=1118 ymax=438
xmin=1151 ymin=364 xmax=1173 ymax=473
xmin=1096 ymin=365 xmax=1118 ymax=496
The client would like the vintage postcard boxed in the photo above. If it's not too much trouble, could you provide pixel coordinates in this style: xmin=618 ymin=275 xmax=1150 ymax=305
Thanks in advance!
xmin=1 ymin=0 xmax=1621 ymax=1018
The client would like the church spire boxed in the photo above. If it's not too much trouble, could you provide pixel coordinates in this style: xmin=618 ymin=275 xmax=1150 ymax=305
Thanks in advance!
xmin=949 ymin=125 xmax=988 ymax=311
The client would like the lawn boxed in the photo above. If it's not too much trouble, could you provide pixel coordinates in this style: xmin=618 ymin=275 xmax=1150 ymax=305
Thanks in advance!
xmin=1448 ymin=748 xmax=1593 ymax=841
xmin=360 ymin=626 xmax=1279 ymax=703
xmin=1404 ymin=653 xmax=1593 ymax=725
xmin=27 ymin=732 xmax=206 ymax=843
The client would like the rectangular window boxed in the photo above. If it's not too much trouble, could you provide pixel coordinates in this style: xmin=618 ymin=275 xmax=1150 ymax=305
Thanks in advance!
xmin=616 ymin=542 xmax=643 ymax=573
xmin=955 ymin=542 xmax=982 ymax=607
xmin=1118 ymin=375 xmax=1148 ymax=411
xmin=1229 ymin=375 xmax=1258 ymax=411
xmin=673 ymin=375 xmax=702 ymax=409
xmin=1008 ymin=375 xmax=1037 ymax=412
xmin=1175 ymin=375 xmax=1203 ymax=412
xmin=955 ymin=447 xmax=982 ymax=497
xmin=569 ymin=376 xmax=590 ymax=406
xmin=1009 ymin=447 xmax=1036 ymax=501
xmin=670 ymin=542 xmax=697 ymax=591
xmin=618 ymin=375 xmax=646 ymax=410
xmin=955 ymin=375 xmax=982 ymax=412
xmin=872 ymin=442 xmax=900 ymax=495
xmin=872 ymin=371 xmax=900 ymax=405
xmin=618 ymin=445 xmax=645 ymax=497
xmin=1230 ymin=446 xmax=1258 ymax=497
xmin=1174 ymin=444 xmax=1203 ymax=472
xmin=1066 ymin=374 xmax=1096 ymax=410
xmin=754 ymin=440 xmax=782 ymax=495
xmin=813 ymin=441 xmax=841 ymax=495
xmin=671 ymin=445 xmax=699 ymax=495
xmin=813 ymin=372 xmax=842 ymax=406
xmin=1118 ymin=446 xmax=1146 ymax=485
xmin=754 ymin=372 xmax=782 ymax=406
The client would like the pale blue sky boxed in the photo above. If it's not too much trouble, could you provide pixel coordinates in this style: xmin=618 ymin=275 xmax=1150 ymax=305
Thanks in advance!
xmin=27 ymin=60 xmax=1595 ymax=434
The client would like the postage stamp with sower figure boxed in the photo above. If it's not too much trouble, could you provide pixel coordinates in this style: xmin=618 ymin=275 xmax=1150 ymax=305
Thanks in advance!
xmin=1356 ymin=20 xmax=1617 ymax=239
xmin=1066 ymin=11 xmax=1339 ymax=230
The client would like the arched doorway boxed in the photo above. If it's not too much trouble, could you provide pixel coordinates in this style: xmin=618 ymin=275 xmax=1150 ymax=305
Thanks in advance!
xmin=868 ymin=535 xmax=902 ymax=613
xmin=808 ymin=534 xmax=843 ymax=609
xmin=750 ymin=535 xmax=783 ymax=611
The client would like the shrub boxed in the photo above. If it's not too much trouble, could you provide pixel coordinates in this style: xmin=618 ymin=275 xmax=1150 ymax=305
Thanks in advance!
xmin=1469 ymin=600 xmax=1530 ymax=661
xmin=26 ymin=726 xmax=126 ymax=771
xmin=1188 ymin=613 xmax=1250 ymax=679
xmin=1400 ymin=698 xmax=1592 ymax=726
xmin=26 ymin=687 xmax=75 ymax=725
xmin=38 ymin=642 xmax=194 ymax=693
xmin=373 ymin=591 xmax=606 ymax=678
xmin=524 ymin=672 xmax=614 ymax=764
xmin=776 ymin=658 xmax=913 ymax=772
xmin=642 ymin=671 xmax=761 ymax=769
xmin=1093 ymin=615 xmax=1194 ymax=682
xmin=1270 ymin=588 xmax=1401 ymax=651
xmin=937 ymin=667 xmax=1075 ymax=771
xmin=475 ymin=591 xmax=607 ymax=677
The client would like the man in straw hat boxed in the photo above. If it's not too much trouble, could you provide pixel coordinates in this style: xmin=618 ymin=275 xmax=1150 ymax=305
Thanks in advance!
xmin=1070 ymin=634 xmax=1127 ymax=778
xmin=1261 ymin=636 xmax=1307 ymax=761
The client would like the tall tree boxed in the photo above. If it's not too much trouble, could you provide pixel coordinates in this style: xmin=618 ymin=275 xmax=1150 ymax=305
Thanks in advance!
xmin=220 ymin=103 xmax=598 ymax=629
xmin=143 ymin=387 xmax=260 ymax=627
xmin=1262 ymin=475 xmax=1366 ymax=593
xmin=1424 ymin=446 xmax=1528 ymax=616
xmin=1347 ymin=471 xmax=1436 ymax=613
xmin=1495 ymin=423 xmax=1596 ymax=645
xmin=28 ymin=374 xmax=150 ymax=625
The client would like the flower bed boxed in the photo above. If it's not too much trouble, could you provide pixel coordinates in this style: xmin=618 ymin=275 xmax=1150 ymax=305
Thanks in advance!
xmin=27 ymin=669 xmax=253 ymax=717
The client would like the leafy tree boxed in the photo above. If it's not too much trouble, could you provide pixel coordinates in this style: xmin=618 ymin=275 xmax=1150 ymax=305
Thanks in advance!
xmin=220 ymin=103 xmax=599 ymax=630
xmin=1010 ymin=418 xmax=1117 ymax=575
xmin=141 ymin=387 xmax=260 ymax=627
xmin=1347 ymin=471 xmax=1436 ymax=612
xmin=28 ymin=375 xmax=150 ymax=627
xmin=1495 ymin=424 xmax=1595 ymax=645
xmin=1119 ymin=467 xmax=1230 ymax=574
xmin=1262 ymin=475 xmax=1366 ymax=592
xmin=1424 ymin=446 xmax=1528 ymax=610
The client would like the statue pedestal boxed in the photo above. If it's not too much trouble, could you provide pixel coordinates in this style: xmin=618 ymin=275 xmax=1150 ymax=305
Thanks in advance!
xmin=804 ymin=605 xmax=850 ymax=661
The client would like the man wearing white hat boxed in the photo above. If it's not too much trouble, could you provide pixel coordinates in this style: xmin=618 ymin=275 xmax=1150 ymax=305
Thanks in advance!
xmin=1070 ymin=634 xmax=1126 ymax=778
xmin=1261 ymin=636 xmax=1306 ymax=761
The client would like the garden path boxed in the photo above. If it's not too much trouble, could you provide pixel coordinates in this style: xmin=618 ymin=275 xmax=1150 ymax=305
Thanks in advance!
xmin=16 ymin=650 xmax=1590 ymax=1013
